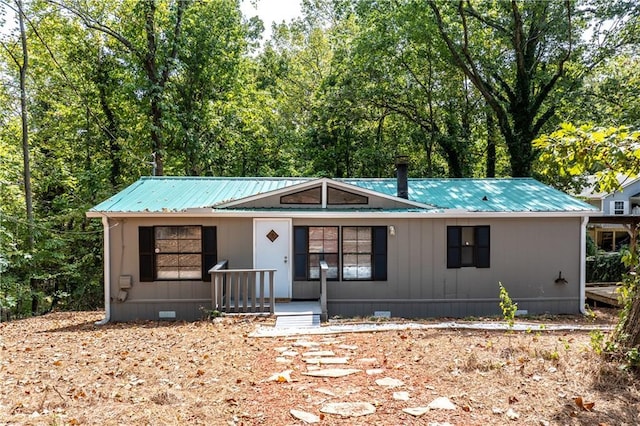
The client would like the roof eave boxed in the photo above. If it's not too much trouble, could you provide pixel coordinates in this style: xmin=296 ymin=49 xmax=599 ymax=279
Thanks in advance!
xmin=86 ymin=209 xmax=596 ymax=219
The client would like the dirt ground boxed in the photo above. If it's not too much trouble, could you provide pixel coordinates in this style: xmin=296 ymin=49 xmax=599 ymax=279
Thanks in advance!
xmin=1 ymin=308 xmax=639 ymax=425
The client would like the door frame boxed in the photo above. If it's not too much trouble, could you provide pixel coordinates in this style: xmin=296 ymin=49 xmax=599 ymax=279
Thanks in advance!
xmin=253 ymin=218 xmax=292 ymax=299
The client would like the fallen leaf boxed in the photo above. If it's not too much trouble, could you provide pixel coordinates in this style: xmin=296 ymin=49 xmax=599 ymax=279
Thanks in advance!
xmin=575 ymin=396 xmax=595 ymax=411
xmin=509 ymin=396 xmax=518 ymax=404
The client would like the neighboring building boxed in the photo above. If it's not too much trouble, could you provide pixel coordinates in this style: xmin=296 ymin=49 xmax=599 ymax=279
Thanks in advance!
xmin=87 ymin=170 xmax=597 ymax=322
xmin=580 ymin=175 xmax=640 ymax=251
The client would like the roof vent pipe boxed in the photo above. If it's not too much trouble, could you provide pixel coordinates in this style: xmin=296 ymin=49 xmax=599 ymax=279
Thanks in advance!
xmin=395 ymin=155 xmax=409 ymax=199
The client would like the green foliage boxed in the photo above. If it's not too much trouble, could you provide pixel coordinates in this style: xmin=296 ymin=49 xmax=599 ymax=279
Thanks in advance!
xmin=534 ymin=124 xmax=640 ymax=193
xmin=586 ymin=252 xmax=627 ymax=282
xmin=498 ymin=282 xmax=517 ymax=329
xmin=586 ymin=234 xmax=597 ymax=257
xmin=0 ymin=0 xmax=636 ymax=321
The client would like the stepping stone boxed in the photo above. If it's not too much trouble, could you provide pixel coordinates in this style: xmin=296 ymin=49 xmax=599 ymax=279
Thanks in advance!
xmin=506 ymin=408 xmax=520 ymax=420
xmin=290 ymin=409 xmax=320 ymax=424
xmin=282 ymin=351 xmax=299 ymax=357
xmin=315 ymin=388 xmax=337 ymax=397
xmin=393 ymin=391 xmax=410 ymax=401
xmin=320 ymin=402 xmax=376 ymax=417
xmin=314 ymin=387 xmax=361 ymax=397
xmin=366 ymin=369 xmax=385 ymax=375
xmin=275 ymin=357 xmax=291 ymax=364
xmin=302 ymin=368 xmax=361 ymax=378
xmin=427 ymin=397 xmax=457 ymax=410
xmin=304 ymin=357 xmax=349 ymax=364
xmin=403 ymin=407 xmax=429 ymax=417
xmin=338 ymin=344 xmax=358 ymax=350
xmin=275 ymin=346 xmax=289 ymax=353
xmin=302 ymin=350 xmax=335 ymax=357
xmin=375 ymin=377 xmax=404 ymax=388
xmin=267 ymin=370 xmax=293 ymax=383
xmin=293 ymin=340 xmax=320 ymax=348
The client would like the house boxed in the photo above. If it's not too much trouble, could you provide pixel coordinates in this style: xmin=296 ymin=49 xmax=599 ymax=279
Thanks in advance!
xmin=87 ymin=167 xmax=597 ymax=322
xmin=580 ymin=175 xmax=640 ymax=251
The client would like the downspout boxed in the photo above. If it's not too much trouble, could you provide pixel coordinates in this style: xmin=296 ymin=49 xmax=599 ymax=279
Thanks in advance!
xmin=579 ymin=215 xmax=588 ymax=314
xmin=95 ymin=215 xmax=111 ymax=325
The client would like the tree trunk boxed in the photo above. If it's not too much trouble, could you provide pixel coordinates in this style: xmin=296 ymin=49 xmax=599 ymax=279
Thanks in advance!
xmin=96 ymin=56 xmax=121 ymax=187
xmin=485 ymin=107 xmax=497 ymax=178
xmin=616 ymin=225 xmax=640 ymax=348
xmin=17 ymin=0 xmax=33 ymax=248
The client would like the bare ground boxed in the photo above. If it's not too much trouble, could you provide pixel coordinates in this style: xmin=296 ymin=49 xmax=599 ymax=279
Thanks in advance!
xmin=1 ymin=308 xmax=639 ymax=425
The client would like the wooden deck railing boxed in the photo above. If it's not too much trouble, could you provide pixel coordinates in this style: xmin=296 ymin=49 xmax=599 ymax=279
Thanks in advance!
xmin=209 ymin=260 xmax=276 ymax=314
xmin=319 ymin=260 xmax=328 ymax=322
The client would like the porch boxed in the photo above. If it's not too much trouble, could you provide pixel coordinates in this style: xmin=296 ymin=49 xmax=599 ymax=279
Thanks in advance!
xmin=209 ymin=260 xmax=329 ymax=324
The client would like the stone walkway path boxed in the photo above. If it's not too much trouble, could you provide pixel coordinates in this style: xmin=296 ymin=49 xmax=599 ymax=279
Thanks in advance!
xmin=254 ymin=320 xmax=615 ymax=424
xmin=267 ymin=336 xmax=458 ymax=424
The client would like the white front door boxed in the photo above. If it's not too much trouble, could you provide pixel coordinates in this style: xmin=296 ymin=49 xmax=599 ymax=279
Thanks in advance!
xmin=254 ymin=219 xmax=291 ymax=299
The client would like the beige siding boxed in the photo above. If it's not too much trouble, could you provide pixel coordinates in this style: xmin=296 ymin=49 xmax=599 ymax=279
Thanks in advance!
xmin=294 ymin=217 xmax=582 ymax=317
xmin=107 ymin=215 xmax=584 ymax=321
xmin=107 ymin=217 xmax=253 ymax=321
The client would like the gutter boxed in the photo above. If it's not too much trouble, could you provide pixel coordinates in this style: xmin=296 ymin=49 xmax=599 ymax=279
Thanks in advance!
xmin=580 ymin=215 xmax=588 ymax=314
xmin=95 ymin=216 xmax=111 ymax=325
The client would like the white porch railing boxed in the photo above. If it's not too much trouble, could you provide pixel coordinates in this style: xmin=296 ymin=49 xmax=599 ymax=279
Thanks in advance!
xmin=209 ymin=260 xmax=276 ymax=314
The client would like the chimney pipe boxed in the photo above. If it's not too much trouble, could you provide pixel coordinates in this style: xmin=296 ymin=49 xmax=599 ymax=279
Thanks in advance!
xmin=395 ymin=155 xmax=409 ymax=199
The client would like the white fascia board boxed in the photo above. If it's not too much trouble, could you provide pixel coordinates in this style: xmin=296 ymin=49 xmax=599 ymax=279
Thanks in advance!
xmin=87 ymin=209 xmax=596 ymax=220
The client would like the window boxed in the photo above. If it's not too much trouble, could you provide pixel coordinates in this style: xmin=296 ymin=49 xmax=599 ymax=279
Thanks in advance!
xmin=139 ymin=226 xmax=217 ymax=281
xmin=294 ymin=225 xmax=387 ymax=281
xmin=447 ymin=226 xmax=490 ymax=268
xmin=612 ymin=200 xmax=627 ymax=215
xmin=327 ymin=187 xmax=368 ymax=205
xmin=294 ymin=226 xmax=339 ymax=280
xmin=281 ymin=187 xmax=321 ymax=204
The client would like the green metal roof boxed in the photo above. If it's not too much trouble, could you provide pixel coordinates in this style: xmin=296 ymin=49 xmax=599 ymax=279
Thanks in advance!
xmin=88 ymin=176 xmax=597 ymax=214
xmin=342 ymin=178 xmax=597 ymax=213
xmin=90 ymin=177 xmax=312 ymax=213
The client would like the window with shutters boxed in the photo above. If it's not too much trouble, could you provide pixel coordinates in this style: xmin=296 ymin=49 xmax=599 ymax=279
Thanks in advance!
xmin=447 ymin=226 xmax=490 ymax=268
xmin=342 ymin=226 xmax=387 ymax=280
xmin=293 ymin=225 xmax=387 ymax=281
xmin=139 ymin=226 xmax=217 ymax=281
xmin=294 ymin=226 xmax=339 ymax=280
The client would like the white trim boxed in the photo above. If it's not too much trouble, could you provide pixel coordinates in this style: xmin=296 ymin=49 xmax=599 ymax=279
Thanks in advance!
xmin=95 ymin=216 xmax=111 ymax=325
xmin=88 ymin=210 xmax=596 ymax=220
xmin=216 ymin=177 xmax=433 ymax=210
xmin=580 ymin=215 xmax=588 ymax=314
xmin=610 ymin=200 xmax=629 ymax=215
xmin=321 ymin=180 xmax=327 ymax=209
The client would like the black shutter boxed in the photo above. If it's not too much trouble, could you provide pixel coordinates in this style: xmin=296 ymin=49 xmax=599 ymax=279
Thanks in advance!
xmin=475 ymin=226 xmax=490 ymax=268
xmin=447 ymin=226 xmax=462 ymax=268
xmin=372 ymin=226 xmax=387 ymax=281
xmin=294 ymin=227 xmax=308 ymax=280
xmin=202 ymin=226 xmax=217 ymax=279
xmin=139 ymin=227 xmax=155 ymax=282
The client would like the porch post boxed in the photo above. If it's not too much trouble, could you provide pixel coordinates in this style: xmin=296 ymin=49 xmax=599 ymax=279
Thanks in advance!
xmin=320 ymin=260 xmax=328 ymax=322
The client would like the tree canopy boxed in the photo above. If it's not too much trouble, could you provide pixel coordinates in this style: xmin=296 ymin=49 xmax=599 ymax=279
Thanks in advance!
xmin=0 ymin=0 xmax=637 ymax=325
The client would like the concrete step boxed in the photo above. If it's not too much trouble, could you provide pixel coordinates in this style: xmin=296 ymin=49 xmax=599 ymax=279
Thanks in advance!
xmin=275 ymin=313 xmax=321 ymax=328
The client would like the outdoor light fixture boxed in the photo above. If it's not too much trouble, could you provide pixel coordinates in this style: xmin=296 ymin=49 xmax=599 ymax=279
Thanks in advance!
xmin=389 ymin=225 xmax=396 ymax=236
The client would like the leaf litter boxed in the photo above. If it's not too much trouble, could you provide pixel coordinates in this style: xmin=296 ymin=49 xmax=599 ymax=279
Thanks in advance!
xmin=0 ymin=308 xmax=637 ymax=425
